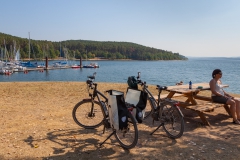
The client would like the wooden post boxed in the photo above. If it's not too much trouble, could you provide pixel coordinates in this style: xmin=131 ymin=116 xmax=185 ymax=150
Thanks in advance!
xmin=45 ymin=56 xmax=48 ymax=69
xmin=80 ymin=56 xmax=82 ymax=68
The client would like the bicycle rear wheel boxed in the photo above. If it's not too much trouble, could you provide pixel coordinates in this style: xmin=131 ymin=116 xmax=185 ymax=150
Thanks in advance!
xmin=114 ymin=111 xmax=138 ymax=149
xmin=161 ymin=102 xmax=184 ymax=139
xmin=72 ymin=99 xmax=103 ymax=129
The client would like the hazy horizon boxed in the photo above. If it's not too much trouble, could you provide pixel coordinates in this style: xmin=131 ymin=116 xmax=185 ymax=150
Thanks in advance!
xmin=1 ymin=0 xmax=240 ymax=58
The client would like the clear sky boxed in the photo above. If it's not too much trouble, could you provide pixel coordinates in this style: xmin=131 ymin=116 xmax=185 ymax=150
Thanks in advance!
xmin=1 ymin=0 xmax=240 ymax=57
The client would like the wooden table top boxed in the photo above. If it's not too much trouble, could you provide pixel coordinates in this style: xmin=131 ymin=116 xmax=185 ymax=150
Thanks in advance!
xmin=166 ymin=82 xmax=229 ymax=94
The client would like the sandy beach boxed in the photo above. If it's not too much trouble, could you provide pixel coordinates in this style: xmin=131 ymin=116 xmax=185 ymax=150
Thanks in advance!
xmin=0 ymin=82 xmax=239 ymax=160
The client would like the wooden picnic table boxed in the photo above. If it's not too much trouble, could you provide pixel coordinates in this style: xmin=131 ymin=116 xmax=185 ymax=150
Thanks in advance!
xmin=165 ymin=82 xmax=231 ymax=125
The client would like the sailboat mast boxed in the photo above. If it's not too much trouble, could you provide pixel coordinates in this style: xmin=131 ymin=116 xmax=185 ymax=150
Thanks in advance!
xmin=28 ymin=32 xmax=30 ymax=60
xmin=4 ymin=39 xmax=7 ymax=62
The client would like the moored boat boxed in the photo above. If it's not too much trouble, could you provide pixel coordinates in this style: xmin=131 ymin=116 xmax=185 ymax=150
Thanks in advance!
xmin=71 ymin=64 xmax=81 ymax=68
xmin=83 ymin=62 xmax=99 ymax=68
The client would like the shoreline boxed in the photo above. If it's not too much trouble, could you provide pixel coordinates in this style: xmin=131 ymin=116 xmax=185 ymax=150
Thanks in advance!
xmin=0 ymin=82 xmax=240 ymax=159
xmin=0 ymin=81 xmax=239 ymax=95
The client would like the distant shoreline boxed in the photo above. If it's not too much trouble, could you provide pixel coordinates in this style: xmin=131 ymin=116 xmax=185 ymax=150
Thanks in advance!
xmin=21 ymin=58 xmax=187 ymax=61
xmin=21 ymin=58 xmax=132 ymax=61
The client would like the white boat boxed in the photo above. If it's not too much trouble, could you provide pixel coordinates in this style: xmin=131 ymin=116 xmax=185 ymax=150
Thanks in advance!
xmin=52 ymin=61 xmax=69 ymax=68
xmin=52 ymin=42 xmax=69 ymax=68
xmin=0 ymin=40 xmax=14 ymax=75
xmin=0 ymin=67 xmax=13 ymax=75
xmin=83 ymin=51 xmax=100 ymax=68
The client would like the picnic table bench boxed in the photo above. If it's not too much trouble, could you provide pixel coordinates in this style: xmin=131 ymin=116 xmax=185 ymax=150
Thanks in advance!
xmin=162 ymin=83 xmax=232 ymax=126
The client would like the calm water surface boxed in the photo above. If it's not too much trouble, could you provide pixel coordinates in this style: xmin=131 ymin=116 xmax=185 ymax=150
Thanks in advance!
xmin=1 ymin=57 xmax=240 ymax=94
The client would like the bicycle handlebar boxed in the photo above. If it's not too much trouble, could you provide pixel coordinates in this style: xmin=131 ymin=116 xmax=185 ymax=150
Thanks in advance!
xmin=87 ymin=72 xmax=96 ymax=80
xmin=86 ymin=72 xmax=97 ymax=86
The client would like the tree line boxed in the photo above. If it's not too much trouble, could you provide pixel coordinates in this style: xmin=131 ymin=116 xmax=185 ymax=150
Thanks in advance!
xmin=0 ymin=32 xmax=188 ymax=61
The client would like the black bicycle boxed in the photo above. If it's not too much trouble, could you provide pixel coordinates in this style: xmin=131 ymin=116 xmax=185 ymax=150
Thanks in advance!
xmin=129 ymin=72 xmax=184 ymax=139
xmin=72 ymin=72 xmax=138 ymax=149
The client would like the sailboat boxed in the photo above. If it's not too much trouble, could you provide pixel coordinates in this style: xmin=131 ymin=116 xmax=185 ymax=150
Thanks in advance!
xmin=37 ymin=45 xmax=46 ymax=68
xmin=52 ymin=42 xmax=69 ymax=68
xmin=0 ymin=40 xmax=14 ymax=74
xmin=20 ymin=32 xmax=37 ymax=68
xmin=11 ymin=48 xmax=27 ymax=72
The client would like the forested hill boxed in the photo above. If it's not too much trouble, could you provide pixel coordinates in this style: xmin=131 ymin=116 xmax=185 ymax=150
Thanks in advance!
xmin=0 ymin=32 xmax=187 ymax=60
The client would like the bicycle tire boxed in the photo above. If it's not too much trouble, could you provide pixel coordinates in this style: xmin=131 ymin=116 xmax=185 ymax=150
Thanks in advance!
xmin=72 ymin=99 xmax=103 ymax=129
xmin=114 ymin=111 xmax=138 ymax=149
xmin=161 ymin=102 xmax=184 ymax=139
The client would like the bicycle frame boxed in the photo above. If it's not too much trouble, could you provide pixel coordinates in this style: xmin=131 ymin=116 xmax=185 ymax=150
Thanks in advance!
xmin=139 ymin=82 xmax=163 ymax=111
xmin=140 ymin=82 xmax=183 ymax=117
xmin=135 ymin=71 xmax=183 ymax=120
xmin=142 ymin=85 xmax=158 ymax=109
xmin=87 ymin=82 xmax=109 ymax=119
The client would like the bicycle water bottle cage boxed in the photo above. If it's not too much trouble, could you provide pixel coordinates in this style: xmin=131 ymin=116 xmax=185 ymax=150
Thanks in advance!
xmin=127 ymin=76 xmax=138 ymax=89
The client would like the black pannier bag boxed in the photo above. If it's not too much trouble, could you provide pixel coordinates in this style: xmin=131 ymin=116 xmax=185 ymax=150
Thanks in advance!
xmin=125 ymin=88 xmax=148 ymax=123
xmin=107 ymin=90 xmax=128 ymax=130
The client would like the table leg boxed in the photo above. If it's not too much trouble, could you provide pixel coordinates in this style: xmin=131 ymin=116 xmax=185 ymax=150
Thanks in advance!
xmin=197 ymin=111 xmax=210 ymax=126
xmin=185 ymin=93 xmax=197 ymax=105
xmin=167 ymin=91 xmax=175 ymax=98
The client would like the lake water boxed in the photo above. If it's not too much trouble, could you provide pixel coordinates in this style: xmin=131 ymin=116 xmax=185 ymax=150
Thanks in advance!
xmin=1 ymin=57 xmax=240 ymax=94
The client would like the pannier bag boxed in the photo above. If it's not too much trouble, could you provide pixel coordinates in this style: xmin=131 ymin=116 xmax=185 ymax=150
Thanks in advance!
xmin=127 ymin=76 xmax=138 ymax=89
xmin=107 ymin=90 xmax=128 ymax=130
xmin=125 ymin=88 xmax=148 ymax=123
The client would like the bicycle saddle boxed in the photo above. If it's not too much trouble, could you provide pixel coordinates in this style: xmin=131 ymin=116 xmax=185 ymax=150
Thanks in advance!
xmin=156 ymin=85 xmax=167 ymax=90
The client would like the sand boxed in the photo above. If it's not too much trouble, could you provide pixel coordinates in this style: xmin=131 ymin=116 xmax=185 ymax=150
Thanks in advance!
xmin=0 ymin=82 xmax=239 ymax=160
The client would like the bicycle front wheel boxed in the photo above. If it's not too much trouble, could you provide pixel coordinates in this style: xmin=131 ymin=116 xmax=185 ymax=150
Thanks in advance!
xmin=114 ymin=111 xmax=138 ymax=149
xmin=72 ymin=99 xmax=103 ymax=129
xmin=161 ymin=103 xmax=184 ymax=139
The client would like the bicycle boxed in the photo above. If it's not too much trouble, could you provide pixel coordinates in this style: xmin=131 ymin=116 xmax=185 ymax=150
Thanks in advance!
xmin=72 ymin=72 xmax=138 ymax=149
xmin=128 ymin=72 xmax=184 ymax=139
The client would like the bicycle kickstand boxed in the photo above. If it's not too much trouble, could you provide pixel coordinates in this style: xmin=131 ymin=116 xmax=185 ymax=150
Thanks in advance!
xmin=99 ymin=131 xmax=116 ymax=147
xmin=150 ymin=123 xmax=163 ymax=135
